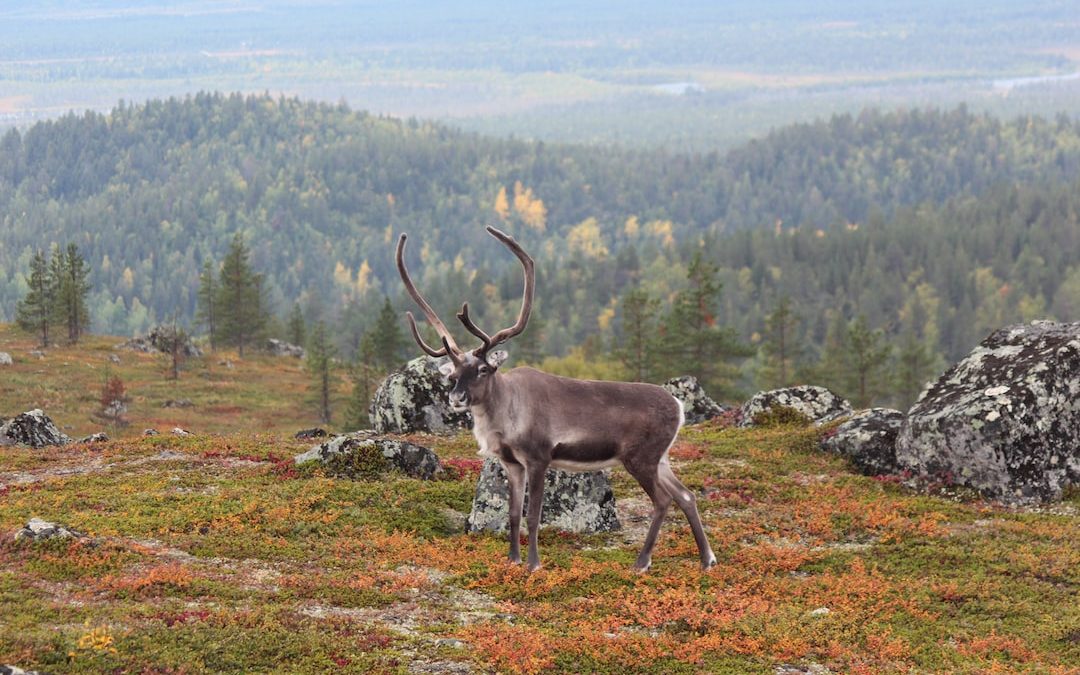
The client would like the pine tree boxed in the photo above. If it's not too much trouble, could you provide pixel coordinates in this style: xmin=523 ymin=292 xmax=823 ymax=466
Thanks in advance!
xmin=614 ymin=287 xmax=660 ymax=382
xmin=216 ymin=234 xmax=267 ymax=357
xmin=196 ymin=260 xmax=219 ymax=351
xmin=58 ymin=243 xmax=91 ymax=343
xmin=760 ymin=295 xmax=800 ymax=389
xmin=15 ymin=250 xmax=56 ymax=347
xmin=371 ymin=296 xmax=405 ymax=371
xmin=286 ymin=302 xmax=306 ymax=346
xmin=660 ymin=251 xmax=751 ymax=398
xmin=306 ymin=320 xmax=337 ymax=424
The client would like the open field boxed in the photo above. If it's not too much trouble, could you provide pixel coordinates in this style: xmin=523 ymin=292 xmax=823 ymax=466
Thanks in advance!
xmin=1 ymin=328 xmax=1077 ymax=672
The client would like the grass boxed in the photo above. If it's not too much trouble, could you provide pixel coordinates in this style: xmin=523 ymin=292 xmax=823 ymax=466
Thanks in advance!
xmin=1 ymin=326 xmax=1078 ymax=673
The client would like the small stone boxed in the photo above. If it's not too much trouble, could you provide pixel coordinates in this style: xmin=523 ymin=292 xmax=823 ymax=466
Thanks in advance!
xmin=0 ymin=352 xmax=12 ymax=366
xmin=171 ymin=427 xmax=193 ymax=436
xmin=108 ymin=353 xmax=122 ymax=364
xmin=266 ymin=338 xmax=305 ymax=358
xmin=143 ymin=428 xmax=160 ymax=436
xmin=1 ymin=665 xmax=47 ymax=675
xmin=162 ymin=399 xmax=194 ymax=409
xmin=294 ymin=427 xmax=328 ymax=440
xmin=77 ymin=432 xmax=109 ymax=444
xmin=435 ymin=638 xmax=464 ymax=649
xmin=808 ymin=607 xmax=831 ymax=617
xmin=14 ymin=518 xmax=83 ymax=542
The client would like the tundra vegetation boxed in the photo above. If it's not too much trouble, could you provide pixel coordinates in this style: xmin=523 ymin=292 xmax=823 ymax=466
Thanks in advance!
xmin=0 ymin=325 xmax=1077 ymax=673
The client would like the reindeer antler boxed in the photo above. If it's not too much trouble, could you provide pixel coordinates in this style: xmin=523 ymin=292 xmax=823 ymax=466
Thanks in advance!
xmin=396 ymin=233 xmax=464 ymax=364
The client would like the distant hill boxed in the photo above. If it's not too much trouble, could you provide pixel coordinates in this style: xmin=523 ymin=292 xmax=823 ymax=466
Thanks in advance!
xmin=2 ymin=94 xmax=1080 ymax=384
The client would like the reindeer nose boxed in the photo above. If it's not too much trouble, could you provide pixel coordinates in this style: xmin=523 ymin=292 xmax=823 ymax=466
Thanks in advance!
xmin=449 ymin=391 xmax=467 ymax=407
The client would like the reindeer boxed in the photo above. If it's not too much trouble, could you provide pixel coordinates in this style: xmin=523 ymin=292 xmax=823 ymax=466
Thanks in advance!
xmin=396 ymin=226 xmax=716 ymax=572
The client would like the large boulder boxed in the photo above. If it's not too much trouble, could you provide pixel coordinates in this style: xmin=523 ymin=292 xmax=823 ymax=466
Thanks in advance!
xmin=821 ymin=408 xmax=905 ymax=476
xmin=0 ymin=410 xmax=71 ymax=448
xmin=295 ymin=433 xmax=442 ymax=480
xmin=896 ymin=321 xmax=1080 ymax=504
xmin=466 ymin=458 xmax=621 ymax=534
xmin=740 ymin=385 xmax=852 ymax=427
xmin=662 ymin=376 xmax=728 ymax=425
xmin=117 ymin=325 xmax=202 ymax=357
xmin=369 ymin=356 xmax=472 ymax=434
xmin=267 ymin=338 xmax=305 ymax=358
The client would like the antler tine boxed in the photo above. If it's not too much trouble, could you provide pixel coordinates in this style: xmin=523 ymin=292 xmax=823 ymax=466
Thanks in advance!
xmin=456 ymin=302 xmax=493 ymax=353
xmin=483 ymin=226 xmax=535 ymax=348
xmin=396 ymin=233 xmax=464 ymax=358
xmin=405 ymin=311 xmax=450 ymax=358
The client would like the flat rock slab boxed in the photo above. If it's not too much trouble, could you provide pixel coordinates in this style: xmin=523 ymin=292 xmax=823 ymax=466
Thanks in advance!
xmin=740 ymin=385 xmax=852 ymax=427
xmin=466 ymin=458 xmax=621 ymax=534
xmin=821 ymin=408 xmax=904 ymax=476
xmin=897 ymin=320 xmax=1080 ymax=504
xmin=295 ymin=434 xmax=442 ymax=480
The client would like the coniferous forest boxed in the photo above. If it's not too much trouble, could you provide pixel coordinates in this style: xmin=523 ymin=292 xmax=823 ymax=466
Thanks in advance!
xmin=3 ymin=94 xmax=1080 ymax=405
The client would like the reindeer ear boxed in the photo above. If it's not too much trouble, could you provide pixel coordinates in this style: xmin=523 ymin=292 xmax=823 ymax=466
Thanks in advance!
xmin=487 ymin=350 xmax=509 ymax=369
xmin=438 ymin=360 xmax=455 ymax=377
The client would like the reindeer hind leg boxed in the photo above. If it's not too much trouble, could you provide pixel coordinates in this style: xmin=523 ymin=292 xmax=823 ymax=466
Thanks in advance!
xmin=657 ymin=461 xmax=716 ymax=569
xmin=624 ymin=462 xmax=674 ymax=572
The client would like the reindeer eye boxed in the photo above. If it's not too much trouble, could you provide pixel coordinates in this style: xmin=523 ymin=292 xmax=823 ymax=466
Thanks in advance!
xmin=478 ymin=365 xmax=491 ymax=376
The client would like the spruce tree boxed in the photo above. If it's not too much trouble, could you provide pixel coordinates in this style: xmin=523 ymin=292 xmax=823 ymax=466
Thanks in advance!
xmin=846 ymin=315 xmax=893 ymax=408
xmin=894 ymin=330 xmax=936 ymax=409
xmin=371 ymin=296 xmax=405 ymax=371
xmin=760 ymin=295 xmax=800 ymax=389
xmin=661 ymin=251 xmax=751 ymax=398
xmin=15 ymin=250 xmax=56 ymax=347
xmin=286 ymin=302 xmax=306 ymax=346
xmin=216 ymin=234 xmax=267 ymax=357
xmin=306 ymin=320 xmax=337 ymax=424
xmin=614 ymin=287 xmax=660 ymax=382
xmin=196 ymin=260 xmax=219 ymax=351
xmin=58 ymin=243 xmax=91 ymax=343
xmin=344 ymin=333 xmax=378 ymax=430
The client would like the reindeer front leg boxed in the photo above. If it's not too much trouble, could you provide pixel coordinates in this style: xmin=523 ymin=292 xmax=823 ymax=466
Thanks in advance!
xmin=525 ymin=461 xmax=548 ymax=572
xmin=502 ymin=460 xmax=526 ymax=565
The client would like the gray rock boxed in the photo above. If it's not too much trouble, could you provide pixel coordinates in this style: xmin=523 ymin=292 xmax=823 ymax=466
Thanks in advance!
xmin=162 ymin=399 xmax=194 ymax=409
xmin=0 ymin=410 xmax=71 ymax=448
xmin=117 ymin=325 xmax=203 ymax=357
xmin=295 ymin=434 xmax=442 ymax=480
xmin=14 ymin=517 xmax=83 ymax=542
xmin=740 ymin=385 xmax=852 ymax=427
xmin=267 ymin=338 xmax=305 ymax=358
xmin=1 ymin=665 xmax=46 ymax=675
xmin=897 ymin=320 xmax=1080 ymax=504
xmin=171 ymin=427 xmax=193 ymax=436
xmin=662 ymin=376 xmax=728 ymax=424
xmin=0 ymin=352 xmax=12 ymax=366
xmin=821 ymin=408 xmax=905 ymax=476
xmin=143 ymin=428 xmax=160 ymax=436
xmin=294 ymin=427 xmax=328 ymax=440
xmin=28 ymin=350 xmax=44 ymax=360
xmin=370 ymin=356 xmax=472 ymax=434
xmin=108 ymin=353 xmax=122 ymax=364
xmin=466 ymin=458 xmax=621 ymax=534
xmin=77 ymin=432 xmax=109 ymax=444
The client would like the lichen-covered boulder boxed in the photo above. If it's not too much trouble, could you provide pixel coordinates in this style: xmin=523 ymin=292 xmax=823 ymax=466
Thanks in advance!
xmin=821 ymin=408 xmax=905 ymax=476
xmin=370 ymin=356 xmax=472 ymax=434
xmin=14 ymin=518 xmax=83 ymax=542
xmin=0 ymin=409 xmax=71 ymax=448
xmin=267 ymin=338 xmax=305 ymax=358
xmin=294 ymin=434 xmax=442 ymax=480
xmin=740 ymin=386 xmax=852 ymax=427
xmin=662 ymin=376 xmax=728 ymax=425
xmin=466 ymin=458 xmax=621 ymax=534
xmin=896 ymin=321 xmax=1080 ymax=504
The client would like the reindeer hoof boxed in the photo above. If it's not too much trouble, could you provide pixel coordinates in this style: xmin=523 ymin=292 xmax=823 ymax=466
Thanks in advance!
xmin=701 ymin=555 xmax=718 ymax=570
xmin=527 ymin=561 xmax=542 ymax=573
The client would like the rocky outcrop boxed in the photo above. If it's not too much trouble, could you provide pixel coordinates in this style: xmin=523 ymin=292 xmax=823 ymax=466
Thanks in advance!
xmin=295 ymin=434 xmax=442 ymax=480
xmin=14 ymin=518 xmax=83 ymax=542
xmin=370 ymin=356 xmax=471 ymax=434
xmin=0 ymin=352 xmax=12 ymax=366
xmin=740 ymin=386 xmax=852 ymax=427
xmin=821 ymin=408 xmax=905 ymax=476
xmin=267 ymin=338 xmax=305 ymax=358
xmin=117 ymin=325 xmax=203 ymax=357
xmin=662 ymin=376 xmax=728 ymax=424
xmin=0 ymin=410 xmax=71 ymax=447
xmin=466 ymin=458 xmax=621 ymax=534
xmin=897 ymin=321 xmax=1080 ymax=504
